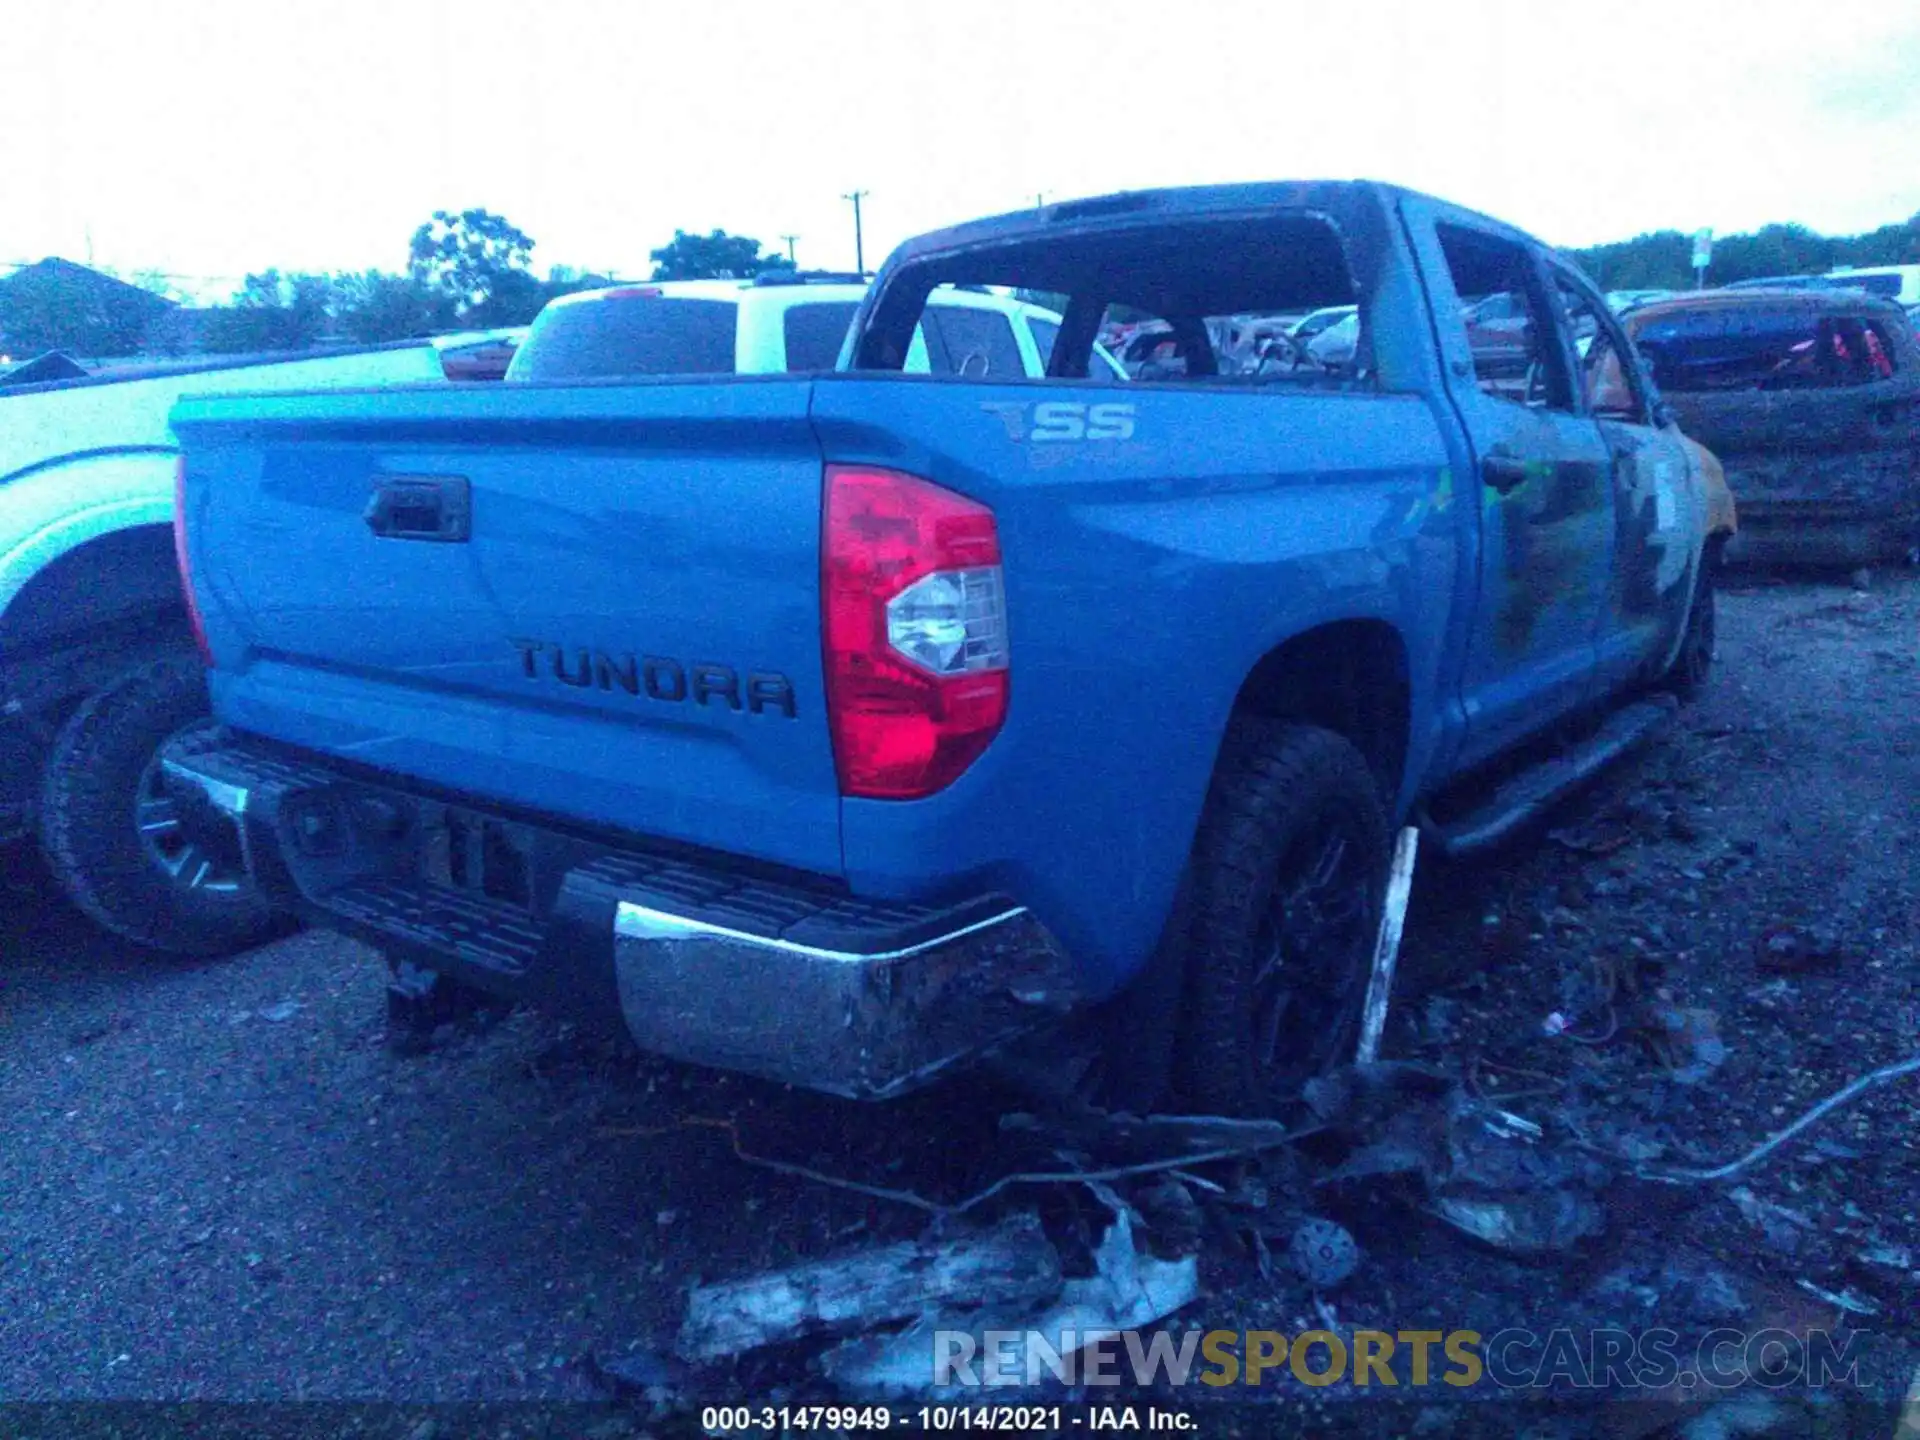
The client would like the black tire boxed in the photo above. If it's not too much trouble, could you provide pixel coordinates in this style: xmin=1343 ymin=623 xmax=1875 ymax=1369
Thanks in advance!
xmin=1182 ymin=719 xmax=1391 ymax=1116
xmin=39 ymin=652 xmax=283 ymax=956
xmin=1665 ymin=545 xmax=1719 ymax=702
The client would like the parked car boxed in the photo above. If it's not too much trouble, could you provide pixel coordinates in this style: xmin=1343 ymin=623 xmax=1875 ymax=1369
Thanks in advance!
xmin=162 ymin=180 xmax=1733 ymax=1114
xmin=1605 ymin=289 xmax=1672 ymax=315
xmin=1819 ymin=265 xmax=1920 ymax=306
xmin=1723 ymin=270 xmax=1920 ymax=305
xmin=1305 ymin=310 xmax=1360 ymax=371
xmin=1287 ymin=303 xmax=1357 ymax=343
xmin=506 ymin=273 xmax=1125 ymax=382
xmin=0 ymin=330 xmax=522 ymax=951
xmin=1622 ymin=288 xmax=1919 ymax=567
xmin=1460 ymin=291 xmax=1537 ymax=381
xmin=1722 ymin=275 xmax=1828 ymax=292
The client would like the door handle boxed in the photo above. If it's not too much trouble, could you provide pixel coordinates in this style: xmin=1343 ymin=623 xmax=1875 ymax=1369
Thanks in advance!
xmin=1481 ymin=455 xmax=1531 ymax=494
xmin=363 ymin=476 xmax=471 ymax=542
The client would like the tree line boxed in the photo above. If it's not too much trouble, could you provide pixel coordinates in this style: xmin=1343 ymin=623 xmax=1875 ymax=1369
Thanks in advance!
xmin=10 ymin=203 xmax=1919 ymax=361
xmin=192 ymin=211 xmax=798 ymax=353
xmin=1566 ymin=214 xmax=1920 ymax=292
xmin=0 ymin=209 xmax=796 ymax=358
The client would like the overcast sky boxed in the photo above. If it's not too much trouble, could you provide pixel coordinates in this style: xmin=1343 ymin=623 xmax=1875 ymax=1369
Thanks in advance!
xmin=4 ymin=0 xmax=1918 ymax=302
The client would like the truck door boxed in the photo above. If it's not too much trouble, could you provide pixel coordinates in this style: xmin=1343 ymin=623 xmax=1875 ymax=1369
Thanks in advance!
xmin=1400 ymin=204 xmax=1616 ymax=771
xmin=1547 ymin=264 xmax=1704 ymax=691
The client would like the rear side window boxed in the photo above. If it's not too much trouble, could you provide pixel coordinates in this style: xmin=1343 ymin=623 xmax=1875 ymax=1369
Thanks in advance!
xmin=922 ymin=298 xmax=1027 ymax=378
xmin=1434 ymin=224 xmax=1566 ymax=409
xmin=507 ymin=297 xmax=738 ymax=380
xmin=854 ymin=212 xmax=1363 ymax=391
xmin=781 ymin=302 xmax=860 ymax=372
xmin=1631 ymin=308 xmax=1900 ymax=392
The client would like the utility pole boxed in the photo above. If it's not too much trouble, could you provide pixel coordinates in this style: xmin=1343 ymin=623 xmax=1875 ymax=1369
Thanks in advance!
xmin=1035 ymin=192 xmax=1047 ymax=209
xmin=780 ymin=234 xmax=799 ymax=265
xmin=842 ymin=191 xmax=869 ymax=276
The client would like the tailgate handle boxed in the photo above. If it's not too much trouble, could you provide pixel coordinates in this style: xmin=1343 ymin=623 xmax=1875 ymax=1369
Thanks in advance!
xmin=364 ymin=476 xmax=470 ymax=542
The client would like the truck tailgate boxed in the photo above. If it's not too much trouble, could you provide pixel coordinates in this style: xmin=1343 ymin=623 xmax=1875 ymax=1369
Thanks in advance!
xmin=171 ymin=379 xmax=842 ymax=877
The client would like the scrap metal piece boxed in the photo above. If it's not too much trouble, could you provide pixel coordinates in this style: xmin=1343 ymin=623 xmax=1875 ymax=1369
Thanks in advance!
xmin=1355 ymin=826 xmax=1421 ymax=1065
xmin=675 ymin=1211 xmax=1062 ymax=1362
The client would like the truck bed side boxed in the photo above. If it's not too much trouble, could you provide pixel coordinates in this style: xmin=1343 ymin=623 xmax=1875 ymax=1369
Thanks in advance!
xmin=809 ymin=375 xmax=1459 ymax=986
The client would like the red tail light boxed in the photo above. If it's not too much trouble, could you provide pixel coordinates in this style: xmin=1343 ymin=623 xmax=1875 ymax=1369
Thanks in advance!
xmin=173 ymin=456 xmax=212 ymax=665
xmin=823 ymin=465 xmax=1009 ymax=799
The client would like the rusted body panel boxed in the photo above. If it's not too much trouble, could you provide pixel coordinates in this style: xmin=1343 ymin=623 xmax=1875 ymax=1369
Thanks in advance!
xmin=1682 ymin=435 xmax=1739 ymax=542
xmin=1625 ymin=291 xmax=1919 ymax=567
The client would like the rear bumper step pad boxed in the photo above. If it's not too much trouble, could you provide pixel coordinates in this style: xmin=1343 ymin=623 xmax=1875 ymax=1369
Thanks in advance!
xmin=158 ymin=727 xmax=1077 ymax=1098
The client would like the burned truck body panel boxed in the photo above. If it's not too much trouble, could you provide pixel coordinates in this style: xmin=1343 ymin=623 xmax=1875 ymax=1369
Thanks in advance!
xmin=1625 ymin=290 xmax=1920 ymax=567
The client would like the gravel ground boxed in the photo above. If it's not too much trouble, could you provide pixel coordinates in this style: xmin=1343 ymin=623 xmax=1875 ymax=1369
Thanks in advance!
xmin=2 ymin=574 xmax=1917 ymax=1435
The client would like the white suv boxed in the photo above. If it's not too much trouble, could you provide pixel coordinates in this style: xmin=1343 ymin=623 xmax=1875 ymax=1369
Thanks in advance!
xmin=504 ymin=274 xmax=1127 ymax=382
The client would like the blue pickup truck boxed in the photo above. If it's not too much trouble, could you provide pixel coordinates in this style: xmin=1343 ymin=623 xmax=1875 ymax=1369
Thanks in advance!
xmin=162 ymin=182 xmax=1735 ymax=1113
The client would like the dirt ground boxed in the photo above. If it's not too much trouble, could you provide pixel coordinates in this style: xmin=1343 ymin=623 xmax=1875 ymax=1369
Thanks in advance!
xmin=2 ymin=573 xmax=1917 ymax=1437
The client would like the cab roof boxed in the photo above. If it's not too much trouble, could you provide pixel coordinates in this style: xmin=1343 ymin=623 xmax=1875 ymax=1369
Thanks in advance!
xmin=878 ymin=180 xmax=1544 ymax=269
xmin=537 ymin=277 xmax=1068 ymax=323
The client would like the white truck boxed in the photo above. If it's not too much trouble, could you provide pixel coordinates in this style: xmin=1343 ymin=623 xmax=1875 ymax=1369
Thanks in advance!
xmin=502 ymin=272 xmax=1129 ymax=381
xmin=0 ymin=332 xmax=521 ymax=952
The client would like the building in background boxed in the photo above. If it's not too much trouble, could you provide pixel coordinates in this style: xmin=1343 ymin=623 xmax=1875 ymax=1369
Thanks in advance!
xmin=0 ymin=258 xmax=176 ymax=360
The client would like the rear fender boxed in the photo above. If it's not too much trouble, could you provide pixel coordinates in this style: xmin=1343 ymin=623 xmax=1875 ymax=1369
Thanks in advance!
xmin=0 ymin=451 xmax=178 ymax=618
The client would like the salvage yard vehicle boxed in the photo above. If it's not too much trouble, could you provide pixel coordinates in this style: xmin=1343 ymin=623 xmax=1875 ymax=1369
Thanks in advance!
xmin=506 ymin=272 xmax=1128 ymax=382
xmin=1820 ymin=264 xmax=1920 ymax=305
xmin=1623 ymin=288 xmax=1919 ymax=567
xmin=1287 ymin=303 xmax=1356 ymax=343
xmin=1605 ymin=289 xmax=1672 ymax=315
xmin=0 ymin=331 xmax=521 ymax=952
xmin=161 ymin=181 xmax=1735 ymax=1114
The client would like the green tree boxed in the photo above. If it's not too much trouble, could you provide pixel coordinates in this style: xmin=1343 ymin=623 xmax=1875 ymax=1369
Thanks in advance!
xmin=1711 ymin=223 xmax=1835 ymax=284
xmin=647 ymin=229 xmax=795 ymax=280
xmin=464 ymin=266 xmax=549 ymax=328
xmin=330 ymin=269 xmax=453 ymax=342
xmin=408 ymin=208 xmax=535 ymax=315
xmin=200 ymin=270 xmax=330 ymax=353
xmin=1835 ymin=213 xmax=1920 ymax=267
xmin=1567 ymin=211 xmax=1920 ymax=291
xmin=1565 ymin=230 xmax=1694 ymax=291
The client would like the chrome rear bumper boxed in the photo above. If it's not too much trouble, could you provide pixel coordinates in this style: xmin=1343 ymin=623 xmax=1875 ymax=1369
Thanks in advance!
xmin=158 ymin=727 xmax=1080 ymax=1099
xmin=612 ymin=900 xmax=1077 ymax=1099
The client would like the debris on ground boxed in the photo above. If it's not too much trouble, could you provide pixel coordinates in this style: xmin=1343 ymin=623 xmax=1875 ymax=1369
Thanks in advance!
xmin=1288 ymin=1217 xmax=1360 ymax=1287
xmin=675 ymin=1210 xmax=1062 ymax=1362
xmin=818 ymin=1200 xmax=1200 ymax=1399
xmin=1308 ymin=1062 xmax=1610 ymax=1256
xmin=1355 ymin=826 xmax=1421 ymax=1065
xmin=1727 ymin=1186 xmax=1818 ymax=1254
xmin=1632 ymin=998 xmax=1729 ymax=1084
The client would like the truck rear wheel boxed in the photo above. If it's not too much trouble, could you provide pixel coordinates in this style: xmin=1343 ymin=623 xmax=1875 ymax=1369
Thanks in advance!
xmin=39 ymin=653 xmax=284 ymax=956
xmin=1182 ymin=719 xmax=1389 ymax=1115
